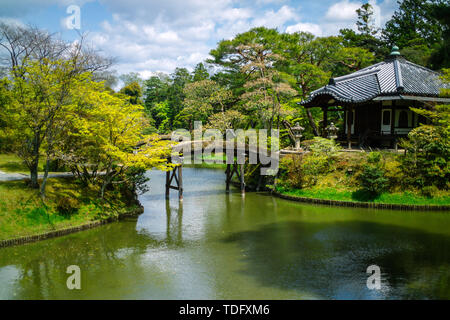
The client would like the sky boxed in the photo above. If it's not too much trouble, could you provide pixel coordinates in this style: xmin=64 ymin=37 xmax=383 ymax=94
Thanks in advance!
xmin=0 ymin=0 xmax=399 ymax=79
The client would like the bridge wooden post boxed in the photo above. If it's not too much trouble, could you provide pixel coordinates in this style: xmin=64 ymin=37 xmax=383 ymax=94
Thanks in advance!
xmin=240 ymin=163 xmax=245 ymax=194
xmin=165 ymin=156 xmax=183 ymax=201
xmin=225 ymin=164 xmax=231 ymax=192
xmin=165 ymin=170 xmax=170 ymax=199
xmin=178 ymin=164 xmax=183 ymax=201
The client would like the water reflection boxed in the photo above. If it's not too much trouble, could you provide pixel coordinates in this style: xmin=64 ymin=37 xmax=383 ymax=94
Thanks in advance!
xmin=0 ymin=168 xmax=449 ymax=299
xmin=166 ymin=201 xmax=183 ymax=246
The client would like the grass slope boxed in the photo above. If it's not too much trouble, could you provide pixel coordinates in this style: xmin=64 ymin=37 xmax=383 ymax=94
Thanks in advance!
xmin=0 ymin=177 xmax=138 ymax=241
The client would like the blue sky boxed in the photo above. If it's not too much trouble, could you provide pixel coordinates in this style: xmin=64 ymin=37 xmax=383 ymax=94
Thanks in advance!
xmin=0 ymin=0 xmax=398 ymax=78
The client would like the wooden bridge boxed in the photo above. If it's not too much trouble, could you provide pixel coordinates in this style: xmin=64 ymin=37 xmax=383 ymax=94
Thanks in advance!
xmin=164 ymin=139 xmax=283 ymax=201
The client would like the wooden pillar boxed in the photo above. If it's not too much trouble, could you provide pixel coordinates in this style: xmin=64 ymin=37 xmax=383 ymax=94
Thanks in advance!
xmin=391 ymin=101 xmax=396 ymax=149
xmin=240 ymin=163 xmax=245 ymax=194
xmin=322 ymin=107 xmax=328 ymax=138
xmin=178 ymin=165 xmax=183 ymax=201
xmin=347 ymin=106 xmax=353 ymax=149
xmin=165 ymin=170 xmax=170 ymax=199
xmin=225 ymin=164 xmax=231 ymax=192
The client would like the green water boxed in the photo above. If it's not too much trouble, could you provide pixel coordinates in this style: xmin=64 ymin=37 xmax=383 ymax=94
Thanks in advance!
xmin=0 ymin=167 xmax=450 ymax=299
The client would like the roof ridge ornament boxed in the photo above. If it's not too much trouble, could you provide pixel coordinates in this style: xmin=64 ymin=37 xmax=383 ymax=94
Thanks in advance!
xmin=390 ymin=45 xmax=401 ymax=56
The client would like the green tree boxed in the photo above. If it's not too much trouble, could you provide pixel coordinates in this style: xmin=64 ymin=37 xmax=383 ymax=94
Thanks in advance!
xmin=209 ymin=27 xmax=296 ymax=130
xmin=356 ymin=2 xmax=379 ymax=36
xmin=429 ymin=2 xmax=450 ymax=69
xmin=382 ymin=0 xmax=443 ymax=49
xmin=175 ymin=80 xmax=233 ymax=130
xmin=340 ymin=2 xmax=388 ymax=62
xmin=119 ymin=81 xmax=142 ymax=105
xmin=167 ymin=68 xmax=192 ymax=125
xmin=3 ymin=59 xmax=96 ymax=194
xmin=192 ymin=63 xmax=210 ymax=81
xmin=57 ymin=84 xmax=172 ymax=198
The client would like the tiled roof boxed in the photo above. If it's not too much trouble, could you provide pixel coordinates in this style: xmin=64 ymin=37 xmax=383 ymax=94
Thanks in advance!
xmin=301 ymin=55 xmax=449 ymax=107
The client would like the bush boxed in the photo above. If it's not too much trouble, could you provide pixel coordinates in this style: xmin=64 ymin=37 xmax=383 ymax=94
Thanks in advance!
xmin=56 ymin=197 xmax=80 ymax=215
xmin=358 ymin=165 xmax=388 ymax=196
xmin=367 ymin=152 xmax=382 ymax=164
xmin=384 ymin=158 xmax=404 ymax=192
xmin=309 ymin=137 xmax=341 ymax=157
xmin=278 ymin=156 xmax=304 ymax=189
xmin=399 ymin=125 xmax=450 ymax=189
xmin=301 ymin=154 xmax=330 ymax=187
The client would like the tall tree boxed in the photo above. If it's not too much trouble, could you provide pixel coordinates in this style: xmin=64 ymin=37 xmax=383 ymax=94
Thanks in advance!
xmin=356 ymin=2 xmax=379 ymax=36
xmin=57 ymin=83 xmax=172 ymax=198
xmin=119 ymin=81 xmax=142 ymax=105
xmin=429 ymin=2 xmax=450 ymax=69
xmin=192 ymin=63 xmax=210 ymax=81
xmin=382 ymin=0 xmax=443 ymax=49
xmin=167 ymin=67 xmax=192 ymax=124
xmin=175 ymin=80 xmax=233 ymax=130
xmin=0 ymin=24 xmax=111 ymax=192
xmin=209 ymin=27 xmax=296 ymax=130
xmin=340 ymin=2 xmax=388 ymax=61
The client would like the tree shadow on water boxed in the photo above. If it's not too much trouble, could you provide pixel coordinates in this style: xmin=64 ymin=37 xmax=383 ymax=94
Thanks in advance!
xmin=221 ymin=220 xmax=450 ymax=299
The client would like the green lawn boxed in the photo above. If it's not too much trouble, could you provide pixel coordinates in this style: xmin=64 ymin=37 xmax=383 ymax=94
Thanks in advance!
xmin=185 ymin=153 xmax=228 ymax=169
xmin=276 ymin=186 xmax=450 ymax=206
xmin=0 ymin=177 xmax=139 ymax=241
xmin=0 ymin=153 xmax=45 ymax=173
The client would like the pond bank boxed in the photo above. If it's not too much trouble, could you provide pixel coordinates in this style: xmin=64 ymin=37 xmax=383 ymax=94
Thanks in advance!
xmin=0 ymin=177 xmax=142 ymax=244
xmin=0 ymin=206 xmax=143 ymax=248
xmin=272 ymin=190 xmax=450 ymax=211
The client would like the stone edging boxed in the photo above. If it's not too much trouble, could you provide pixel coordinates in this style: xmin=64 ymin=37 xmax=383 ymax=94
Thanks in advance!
xmin=272 ymin=191 xmax=450 ymax=211
xmin=0 ymin=207 xmax=144 ymax=249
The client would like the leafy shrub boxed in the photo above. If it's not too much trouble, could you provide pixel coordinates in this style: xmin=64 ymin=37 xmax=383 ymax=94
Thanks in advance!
xmin=301 ymin=154 xmax=330 ymax=187
xmin=421 ymin=185 xmax=439 ymax=198
xmin=399 ymin=125 xmax=450 ymax=189
xmin=358 ymin=165 xmax=388 ymax=196
xmin=309 ymin=137 xmax=341 ymax=157
xmin=277 ymin=156 xmax=304 ymax=189
xmin=56 ymin=197 xmax=80 ymax=215
xmin=384 ymin=158 xmax=404 ymax=191
xmin=367 ymin=152 xmax=382 ymax=164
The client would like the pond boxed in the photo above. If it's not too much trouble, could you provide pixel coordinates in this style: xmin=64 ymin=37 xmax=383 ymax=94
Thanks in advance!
xmin=0 ymin=167 xmax=449 ymax=299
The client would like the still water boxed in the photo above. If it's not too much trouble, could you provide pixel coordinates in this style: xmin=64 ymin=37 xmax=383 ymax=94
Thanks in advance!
xmin=0 ymin=167 xmax=450 ymax=299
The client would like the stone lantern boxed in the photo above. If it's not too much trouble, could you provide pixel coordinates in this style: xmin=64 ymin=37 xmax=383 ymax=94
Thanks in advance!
xmin=291 ymin=122 xmax=304 ymax=150
xmin=326 ymin=122 xmax=339 ymax=140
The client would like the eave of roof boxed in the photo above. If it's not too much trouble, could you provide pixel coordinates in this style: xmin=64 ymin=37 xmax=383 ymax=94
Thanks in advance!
xmin=300 ymin=54 xmax=448 ymax=108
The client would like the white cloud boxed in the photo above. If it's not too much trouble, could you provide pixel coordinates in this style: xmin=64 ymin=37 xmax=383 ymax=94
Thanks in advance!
xmin=285 ymin=22 xmax=323 ymax=36
xmin=252 ymin=5 xmax=298 ymax=29
xmin=325 ymin=0 xmax=360 ymax=22
xmin=0 ymin=0 xmax=399 ymax=78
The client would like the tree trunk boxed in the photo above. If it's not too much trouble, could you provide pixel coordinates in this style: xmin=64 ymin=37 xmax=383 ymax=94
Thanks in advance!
xmin=30 ymin=161 xmax=39 ymax=189
xmin=306 ymin=109 xmax=320 ymax=136
xmin=29 ymin=131 xmax=41 ymax=189
xmin=40 ymin=155 xmax=50 ymax=198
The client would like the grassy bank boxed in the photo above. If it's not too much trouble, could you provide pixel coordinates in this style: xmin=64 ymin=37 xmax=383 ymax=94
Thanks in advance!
xmin=0 ymin=177 xmax=140 ymax=241
xmin=185 ymin=153 xmax=228 ymax=170
xmin=0 ymin=153 xmax=45 ymax=173
xmin=277 ymin=145 xmax=450 ymax=207
xmin=275 ymin=186 xmax=450 ymax=206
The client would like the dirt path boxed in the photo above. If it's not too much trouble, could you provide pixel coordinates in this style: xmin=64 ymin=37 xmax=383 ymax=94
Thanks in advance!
xmin=0 ymin=170 xmax=73 ymax=182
